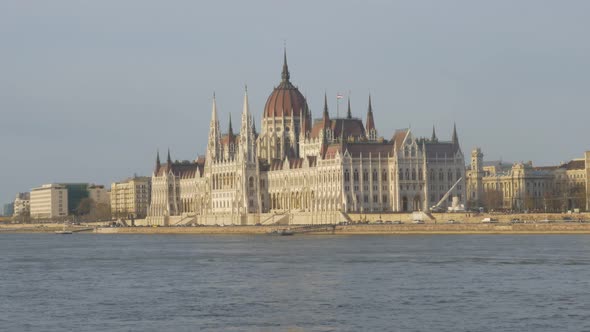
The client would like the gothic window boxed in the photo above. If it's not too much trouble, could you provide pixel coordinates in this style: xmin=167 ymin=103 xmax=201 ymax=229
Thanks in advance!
xmin=411 ymin=147 xmax=415 ymax=157
xmin=373 ymin=195 xmax=378 ymax=203
xmin=430 ymin=169 xmax=435 ymax=181
xmin=418 ymin=168 xmax=423 ymax=181
xmin=354 ymin=169 xmax=359 ymax=182
xmin=249 ymin=177 xmax=254 ymax=189
xmin=382 ymin=170 xmax=387 ymax=181
xmin=364 ymin=195 xmax=369 ymax=203
xmin=399 ymin=169 xmax=403 ymax=180
xmin=448 ymin=171 xmax=453 ymax=182
xmin=439 ymin=170 xmax=444 ymax=181
xmin=405 ymin=169 xmax=410 ymax=181
xmin=382 ymin=194 xmax=388 ymax=203
xmin=411 ymin=169 xmax=416 ymax=181
xmin=363 ymin=171 xmax=368 ymax=182
xmin=372 ymin=170 xmax=378 ymax=183
xmin=456 ymin=168 xmax=462 ymax=180
xmin=344 ymin=170 xmax=350 ymax=182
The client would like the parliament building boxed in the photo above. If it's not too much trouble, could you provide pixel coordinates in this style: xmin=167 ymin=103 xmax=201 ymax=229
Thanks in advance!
xmin=146 ymin=52 xmax=467 ymax=225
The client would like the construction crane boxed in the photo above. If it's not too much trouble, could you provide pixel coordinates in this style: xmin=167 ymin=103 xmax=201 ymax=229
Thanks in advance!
xmin=430 ymin=177 xmax=463 ymax=212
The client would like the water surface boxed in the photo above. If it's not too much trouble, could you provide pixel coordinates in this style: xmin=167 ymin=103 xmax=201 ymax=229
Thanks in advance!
xmin=1 ymin=234 xmax=589 ymax=331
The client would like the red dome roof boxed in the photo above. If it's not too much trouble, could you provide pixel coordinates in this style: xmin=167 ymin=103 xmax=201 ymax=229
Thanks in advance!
xmin=263 ymin=51 xmax=308 ymax=118
xmin=264 ymin=83 xmax=307 ymax=118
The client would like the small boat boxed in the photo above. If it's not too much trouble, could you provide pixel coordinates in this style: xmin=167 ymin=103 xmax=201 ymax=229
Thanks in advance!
xmin=267 ymin=229 xmax=295 ymax=236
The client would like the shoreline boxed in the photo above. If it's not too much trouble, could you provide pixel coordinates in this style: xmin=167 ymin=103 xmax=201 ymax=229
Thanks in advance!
xmin=3 ymin=223 xmax=590 ymax=235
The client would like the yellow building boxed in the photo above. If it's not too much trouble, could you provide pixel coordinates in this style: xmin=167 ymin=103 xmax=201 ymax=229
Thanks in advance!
xmin=467 ymin=148 xmax=589 ymax=212
xmin=110 ymin=176 xmax=151 ymax=218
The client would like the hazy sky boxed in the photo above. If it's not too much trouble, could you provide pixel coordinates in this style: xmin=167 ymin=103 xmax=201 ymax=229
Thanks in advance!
xmin=1 ymin=0 xmax=589 ymax=204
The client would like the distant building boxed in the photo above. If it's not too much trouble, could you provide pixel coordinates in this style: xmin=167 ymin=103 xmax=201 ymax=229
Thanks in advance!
xmin=467 ymin=148 xmax=589 ymax=212
xmin=110 ymin=176 xmax=151 ymax=219
xmin=60 ymin=183 xmax=89 ymax=215
xmin=13 ymin=192 xmax=30 ymax=217
xmin=30 ymin=184 xmax=68 ymax=219
xmin=88 ymin=184 xmax=110 ymax=206
xmin=3 ymin=203 xmax=14 ymax=217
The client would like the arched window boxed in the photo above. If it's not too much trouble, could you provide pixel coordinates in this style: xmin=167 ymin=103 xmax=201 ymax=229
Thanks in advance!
xmin=439 ymin=169 xmax=444 ymax=181
xmin=430 ymin=169 xmax=435 ymax=181
xmin=399 ymin=168 xmax=403 ymax=180
xmin=411 ymin=169 xmax=416 ymax=181
xmin=382 ymin=170 xmax=387 ymax=181
xmin=353 ymin=169 xmax=359 ymax=182
xmin=363 ymin=171 xmax=368 ymax=182
xmin=249 ymin=177 xmax=254 ymax=189
xmin=448 ymin=171 xmax=453 ymax=182
xmin=372 ymin=170 xmax=378 ymax=182
xmin=418 ymin=168 xmax=423 ymax=181
xmin=405 ymin=169 xmax=410 ymax=181
xmin=344 ymin=170 xmax=350 ymax=182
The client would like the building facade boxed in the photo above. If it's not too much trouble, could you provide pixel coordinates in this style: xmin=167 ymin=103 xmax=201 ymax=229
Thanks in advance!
xmin=467 ymin=148 xmax=589 ymax=212
xmin=13 ymin=192 xmax=30 ymax=217
xmin=110 ymin=176 xmax=151 ymax=218
xmin=30 ymin=184 xmax=68 ymax=219
xmin=146 ymin=53 xmax=467 ymax=225
xmin=88 ymin=185 xmax=110 ymax=206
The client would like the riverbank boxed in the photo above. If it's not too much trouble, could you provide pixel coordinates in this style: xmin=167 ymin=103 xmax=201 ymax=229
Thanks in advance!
xmin=95 ymin=222 xmax=590 ymax=235
xmin=3 ymin=219 xmax=590 ymax=235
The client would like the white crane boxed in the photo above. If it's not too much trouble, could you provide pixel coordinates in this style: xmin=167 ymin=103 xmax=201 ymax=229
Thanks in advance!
xmin=430 ymin=177 xmax=463 ymax=212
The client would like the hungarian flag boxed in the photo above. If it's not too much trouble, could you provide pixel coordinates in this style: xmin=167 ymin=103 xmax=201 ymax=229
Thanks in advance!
xmin=336 ymin=93 xmax=344 ymax=99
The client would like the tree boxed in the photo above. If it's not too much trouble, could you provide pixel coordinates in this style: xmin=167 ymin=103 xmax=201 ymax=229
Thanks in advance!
xmin=76 ymin=198 xmax=95 ymax=216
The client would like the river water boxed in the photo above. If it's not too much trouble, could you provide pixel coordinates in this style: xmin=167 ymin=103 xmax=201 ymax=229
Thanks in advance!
xmin=1 ymin=234 xmax=589 ymax=331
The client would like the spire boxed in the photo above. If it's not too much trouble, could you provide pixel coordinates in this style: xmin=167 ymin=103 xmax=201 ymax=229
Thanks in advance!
xmin=365 ymin=94 xmax=375 ymax=132
xmin=323 ymin=92 xmax=330 ymax=127
xmin=346 ymin=97 xmax=352 ymax=119
xmin=228 ymin=113 xmax=234 ymax=137
xmin=281 ymin=47 xmax=290 ymax=82
xmin=167 ymin=148 xmax=172 ymax=164
xmin=211 ymin=92 xmax=218 ymax=123
xmin=452 ymin=122 xmax=459 ymax=145
xmin=155 ymin=150 xmax=161 ymax=173
xmin=431 ymin=125 xmax=437 ymax=142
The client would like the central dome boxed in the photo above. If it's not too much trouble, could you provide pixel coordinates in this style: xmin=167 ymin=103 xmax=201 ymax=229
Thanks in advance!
xmin=263 ymin=51 xmax=308 ymax=118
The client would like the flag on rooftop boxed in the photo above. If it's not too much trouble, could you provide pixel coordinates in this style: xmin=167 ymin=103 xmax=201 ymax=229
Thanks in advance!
xmin=336 ymin=93 xmax=344 ymax=99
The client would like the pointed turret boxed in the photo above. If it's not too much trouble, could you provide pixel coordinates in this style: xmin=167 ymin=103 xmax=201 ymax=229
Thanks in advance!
xmin=322 ymin=93 xmax=330 ymax=127
xmin=281 ymin=47 xmax=290 ymax=83
xmin=365 ymin=95 xmax=377 ymax=140
xmin=346 ymin=97 xmax=352 ymax=119
xmin=431 ymin=126 xmax=438 ymax=142
xmin=452 ymin=123 xmax=459 ymax=145
xmin=228 ymin=113 xmax=234 ymax=137
xmin=207 ymin=93 xmax=221 ymax=162
xmin=167 ymin=148 xmax=172 ymax=165
xmin=155 ymin=150 xmax=161 ymax=174
xmin=240 ymin=87 xmax=256 ymax=162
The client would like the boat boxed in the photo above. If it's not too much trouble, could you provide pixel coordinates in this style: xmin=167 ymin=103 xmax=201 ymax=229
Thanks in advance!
xmin=267 ymin=229 xmax=295 ymax=236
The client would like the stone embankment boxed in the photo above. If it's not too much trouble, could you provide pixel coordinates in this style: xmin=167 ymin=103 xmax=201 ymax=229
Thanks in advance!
xmin=92 ymin=222 xmax=590 ymax=235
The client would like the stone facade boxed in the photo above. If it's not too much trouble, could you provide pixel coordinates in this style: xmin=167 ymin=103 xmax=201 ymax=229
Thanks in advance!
xmin=30 ymin=184 xmax=68 ymax=219
xmin=467 ymin=148 xmax=589 ymax=212
xmin=110 ymin=176 xmax=151 ymax=218
xmin=146 ymin=53 xmax=467 ymax=226
xmin=13 ymin=192 xmax=30 ymax=217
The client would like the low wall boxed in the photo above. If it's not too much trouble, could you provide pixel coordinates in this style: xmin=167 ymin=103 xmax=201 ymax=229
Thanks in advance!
xmin=347 ymin=212 xmax=590 ymax=224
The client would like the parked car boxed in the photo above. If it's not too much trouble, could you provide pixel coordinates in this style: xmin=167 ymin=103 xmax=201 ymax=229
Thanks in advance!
xmin=412 ymin=220 xmax=425 ymax=224
xmin=446 ymin=219 xmax=460 ymax=224
xmin=481 ymin=218 xmax=498 ymax=223
xmin=392 ymin=220 xmax=404 ymax=224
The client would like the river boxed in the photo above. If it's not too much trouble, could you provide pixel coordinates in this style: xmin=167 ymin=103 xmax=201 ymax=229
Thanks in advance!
xmin=1 ymin=234 xmax=589 ymax=331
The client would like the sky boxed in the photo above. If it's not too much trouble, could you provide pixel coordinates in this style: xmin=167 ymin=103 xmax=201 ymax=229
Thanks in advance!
xmin=1 ymin=0 xmax=589 ymax=204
